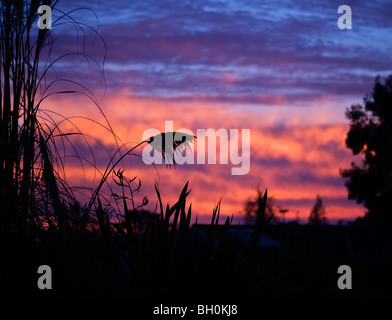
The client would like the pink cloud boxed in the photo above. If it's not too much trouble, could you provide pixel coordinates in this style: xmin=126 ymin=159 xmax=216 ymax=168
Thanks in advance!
xmin=43 ymin=92 xmax=365 ymax=223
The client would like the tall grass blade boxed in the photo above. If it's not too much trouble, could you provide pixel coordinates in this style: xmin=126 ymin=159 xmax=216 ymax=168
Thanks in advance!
xmin=249 ymin=189 xmax=268 ymax=254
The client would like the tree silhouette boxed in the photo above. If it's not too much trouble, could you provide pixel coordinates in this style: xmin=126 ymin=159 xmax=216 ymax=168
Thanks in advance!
xmin=308 ymin=195 xmax=327 ymax=225
xmin=243 ymin=187 xmax=279 ymax=224
xmin=340 ymin=75 xmax=392 ymax=223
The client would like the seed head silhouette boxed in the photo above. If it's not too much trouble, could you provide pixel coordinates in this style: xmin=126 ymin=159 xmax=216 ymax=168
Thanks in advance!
xmin=146 ymin=132 xmax=196 ymax=166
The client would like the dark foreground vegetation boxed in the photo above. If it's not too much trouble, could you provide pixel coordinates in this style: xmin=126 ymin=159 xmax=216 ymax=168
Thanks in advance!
xmin=2 ymin=184 xmax=392 ymax=300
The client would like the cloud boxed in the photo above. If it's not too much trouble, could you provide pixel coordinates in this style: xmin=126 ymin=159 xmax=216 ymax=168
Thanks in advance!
xmin=36 ymin=0 xmax=391 ymax=223
xmin=47 ymin=0 xmax=392 ymax=107
xmin=42 ymin=92 xmax=365 ymax=221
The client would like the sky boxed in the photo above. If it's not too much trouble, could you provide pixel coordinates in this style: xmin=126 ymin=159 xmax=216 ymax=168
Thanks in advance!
xmin=39 ymin=0 xmax=392 ymax=223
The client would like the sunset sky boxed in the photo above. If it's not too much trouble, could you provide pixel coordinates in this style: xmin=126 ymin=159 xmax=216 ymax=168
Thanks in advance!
xmin=41 ymin=0 xmax=392 ymax=223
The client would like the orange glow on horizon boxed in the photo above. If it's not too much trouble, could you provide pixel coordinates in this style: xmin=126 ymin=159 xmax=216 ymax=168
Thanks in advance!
xmin=44 ymin=92 xmax=365 ymax=223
